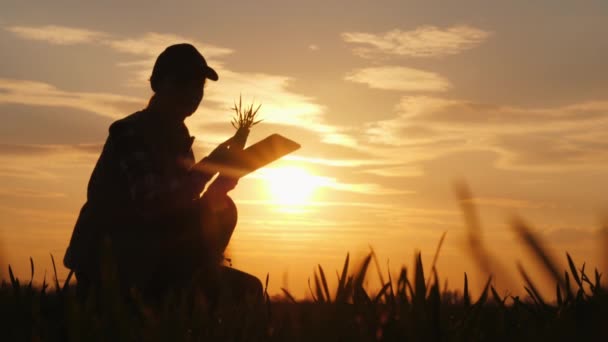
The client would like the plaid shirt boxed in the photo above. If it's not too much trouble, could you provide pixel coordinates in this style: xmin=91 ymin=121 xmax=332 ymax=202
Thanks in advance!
xmin=64 ymin=109 xmax=214 ymax=271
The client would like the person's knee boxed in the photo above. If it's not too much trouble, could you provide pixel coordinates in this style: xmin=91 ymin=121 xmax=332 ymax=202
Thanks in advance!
xmin=221 ymin=267 xmax=263 ymax=296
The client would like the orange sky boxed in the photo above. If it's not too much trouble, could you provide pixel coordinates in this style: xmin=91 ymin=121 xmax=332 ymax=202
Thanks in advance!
xmin=1 ymin=0 xmax=607 ymax=298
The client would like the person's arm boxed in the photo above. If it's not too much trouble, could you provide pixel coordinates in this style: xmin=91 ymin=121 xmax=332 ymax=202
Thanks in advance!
xmin=113 ymin=131 xmax=240 ymax=219
xmin=111 ymin=132 xmax=216 ymax=218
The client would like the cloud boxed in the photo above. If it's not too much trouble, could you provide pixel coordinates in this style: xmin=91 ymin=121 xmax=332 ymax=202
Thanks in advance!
xmin=463 ymin=197 xmax=552 ymax=209
xmin=6 ymin=25 xmax=107 ymax=45
xmin=5 ymin=25 xmax=358 ymax=150
xmin=345 ymin=66 xmax=450 ymax=92
xmin=342 ymin=25 xmax=491 ymax=58
xmin=0 ymin=143 xmax=101 ymax=158
xmin=5 ymin=25 xmax=232 ymax=58
xmin=0 ymin=78 xmax=142 ymax=119
xmin=0 ymin=143 xmax=101 ymax=182
xmin=363 ymin=96 xmax=608 ymax=171
xmin=106 ymin=32 xmax=233 ymax=58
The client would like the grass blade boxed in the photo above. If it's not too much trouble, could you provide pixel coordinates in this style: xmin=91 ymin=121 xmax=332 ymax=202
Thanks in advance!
xmin=463 ymin=272 xmax=470 ymax=307
xmin=517 ymin=262 xmax=546 ymax=307
xmin=426 ymin=231 xmax=447 ymax=291
xmin=373 ymin=282 xmax=392 ymax=304
xmin=28 ymin=257 xmax=34 ymax=289
xmin=318 ymin=265 xmax=331 ymax=303
xmin=512 ymin=218 xmax=565 ymax=293
xmin=62 ymin=270 xmax=74 ymax=293
xmin=476 ymin=276 xmax=492 ymax=306
xmin=413 ymin=252 xmax=426 ymax=307
xmin=370 ymin=247 xmax=385 ymax=287
xmin=281 ymin=288 xmax=297 ymax=303
xmin=491 ymin=286 xmax=505 ymax=306
xmin=335 ymin=253 xmax=350 ymax=302
xmin=354 ymin=253 xmax=372 ymax=290
xmin=314 ymin=271 xmax=325 ymax=303
xmin=566 ymin=253 xmax=582 ymax=290
xmin=50 ymin=254 xmax=61 ymax=292
xmin=8 ymin=264 xmax=19 ymax=289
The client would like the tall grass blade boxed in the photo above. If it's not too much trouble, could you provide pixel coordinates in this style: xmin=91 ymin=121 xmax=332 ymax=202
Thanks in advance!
xmin=313 ymin=271 xmax=325 ymax=303
xmin=369 ymin=247 xmax=385 ymax=287
xmin=566 ymin=253 xmax=582 ymax=290
xmin=396 ymin=268 xmax=407 ymax=300
xmin=556 ymin=282 xmax=563 ymax=306
xmin=264 ymin=273 xmax=270 ymax=301
xmin=354 ymin=253 xmax=372 ymax=290
xmin=8 ymin=264 xmax=19 ymax=289
xmin=373 ymin=282 xmax=392 ymax=304
xmin=50 ymin=254 xmax=61 ymax=292
xmin=41 ymin=271 xmax=48 ymax=294
xmin=463 ymin=272 xmax=470 ymax=307
xmin=413 ymin=252 xmax=426 ymax=307
xmin=281 ymin=288 xmax=297 ymax=303
xmin=387 ymin=261 xmax=396 ymax=306
xmin=517 ymin=262 xmax=546 ymax=306
xmin=308 ymin=277 xmax=317 ymax=302
xmin=28 ymin=257 xmax=34 ymax=289
xmin=476 ymin=276 xmax=492 ymax=306
xmin=564 ymin=271 xmax=572 ymax=302
xmin=62 ymin=270 xmax=74 ymax=293
xmin=427 ymin=231 xmax=447 ymax=290
xmin=455 ymin=182 xmax=493 ymax=276
xmin=512 ymin=218 xmax=565 ymax=292
xmin=335 ymin=252 xmax=350 ymax=302
xmin=491 ymin=286 xmax=504 ymax=306
xmin=318 ymin=265 xmax=331 ymax=303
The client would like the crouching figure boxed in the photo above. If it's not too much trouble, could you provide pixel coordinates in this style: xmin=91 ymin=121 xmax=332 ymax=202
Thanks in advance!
xmin=63 ymin=44 xmax=263 ymax=307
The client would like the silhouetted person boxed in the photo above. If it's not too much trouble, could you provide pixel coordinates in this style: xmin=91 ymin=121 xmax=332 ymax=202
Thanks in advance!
xmin=64 ymin=44 xmax=263 ymax=305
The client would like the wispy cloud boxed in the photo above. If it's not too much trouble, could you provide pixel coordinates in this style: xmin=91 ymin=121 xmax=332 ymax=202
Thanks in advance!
xmin=105 ymin=32 xmax=233 ymax=58
xmin=463 ymin=197 xmax=552 ymax=209
xmin=5 ymin=25 xmax=357 ymax=150
xmin=364 ymin=96 xmax=608 ymax=171
xmin=345 ymin=66 xmax=450 ymax=92
xmin=5 ymin=25 xmax=231 ymax=58
xmin=0 ymin=78 xmax=142 ymax=119
xmin=0 ymin=143 xmax=99 ymax=180
xmin=342 ymin=25 xmax=491 ymax=59
xmin=6 ymin=25 xmax=107 ymax=45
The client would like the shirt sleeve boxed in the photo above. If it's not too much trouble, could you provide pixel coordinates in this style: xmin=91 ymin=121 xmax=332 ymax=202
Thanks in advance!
xmin=111 ymin=129 xmax=215 ymax=218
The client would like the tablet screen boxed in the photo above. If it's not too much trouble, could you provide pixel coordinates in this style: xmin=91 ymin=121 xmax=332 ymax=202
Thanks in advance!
xmin=221 ymin=134 xmax=300 ymax=178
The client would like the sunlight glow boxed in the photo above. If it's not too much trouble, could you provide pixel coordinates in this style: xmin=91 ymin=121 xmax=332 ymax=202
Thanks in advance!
xmin=261 ymin=166 xmax=329 ymax=211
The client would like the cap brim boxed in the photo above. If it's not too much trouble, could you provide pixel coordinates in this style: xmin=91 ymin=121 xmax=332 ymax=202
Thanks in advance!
xmin=205 ymin=66 xmax=219 ymax=81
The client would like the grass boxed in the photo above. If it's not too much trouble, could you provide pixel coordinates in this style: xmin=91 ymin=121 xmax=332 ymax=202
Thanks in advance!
xmin=1 ymin=187 xmax=607 ymax=341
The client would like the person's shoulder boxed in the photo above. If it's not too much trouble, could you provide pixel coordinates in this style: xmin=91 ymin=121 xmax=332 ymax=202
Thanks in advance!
xmin=109 ymin=110 xmax=147 ymax=138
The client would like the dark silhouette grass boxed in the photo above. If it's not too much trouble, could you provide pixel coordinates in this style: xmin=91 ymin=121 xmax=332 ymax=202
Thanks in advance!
xmin=1 ymin=185 xmax=607 ymax=341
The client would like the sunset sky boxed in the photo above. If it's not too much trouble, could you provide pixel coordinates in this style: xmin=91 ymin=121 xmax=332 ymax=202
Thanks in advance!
xmin=1 ymin=0 xmax=607 ymax=297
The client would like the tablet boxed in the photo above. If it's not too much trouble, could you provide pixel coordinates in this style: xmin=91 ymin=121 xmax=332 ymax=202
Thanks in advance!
xmin=220 ymin=134 xmax=301 ymax=178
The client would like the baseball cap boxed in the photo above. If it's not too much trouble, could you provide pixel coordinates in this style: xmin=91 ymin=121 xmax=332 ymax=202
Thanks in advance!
xmin=150 ymin=43 xmax=218 ymax=92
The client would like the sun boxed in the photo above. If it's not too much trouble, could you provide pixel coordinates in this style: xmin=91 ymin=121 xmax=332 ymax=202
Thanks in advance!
xmin=262 ymin=166 xmax=326 ymax=209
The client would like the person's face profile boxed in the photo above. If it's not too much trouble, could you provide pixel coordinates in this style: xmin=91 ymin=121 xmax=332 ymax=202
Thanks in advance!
xmin=160 ymin=77 xmax=206 ymax=120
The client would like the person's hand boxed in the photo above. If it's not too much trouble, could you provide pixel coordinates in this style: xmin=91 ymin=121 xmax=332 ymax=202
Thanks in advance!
xmin=207 ymin=136 xmax=236 ymax=165
xmin=208 ymin=175 xmax=239 ymax=194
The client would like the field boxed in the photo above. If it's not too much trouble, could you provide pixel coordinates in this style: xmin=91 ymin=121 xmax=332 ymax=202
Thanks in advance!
xmin=1 ymin=192 xmax=607 ymax=341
